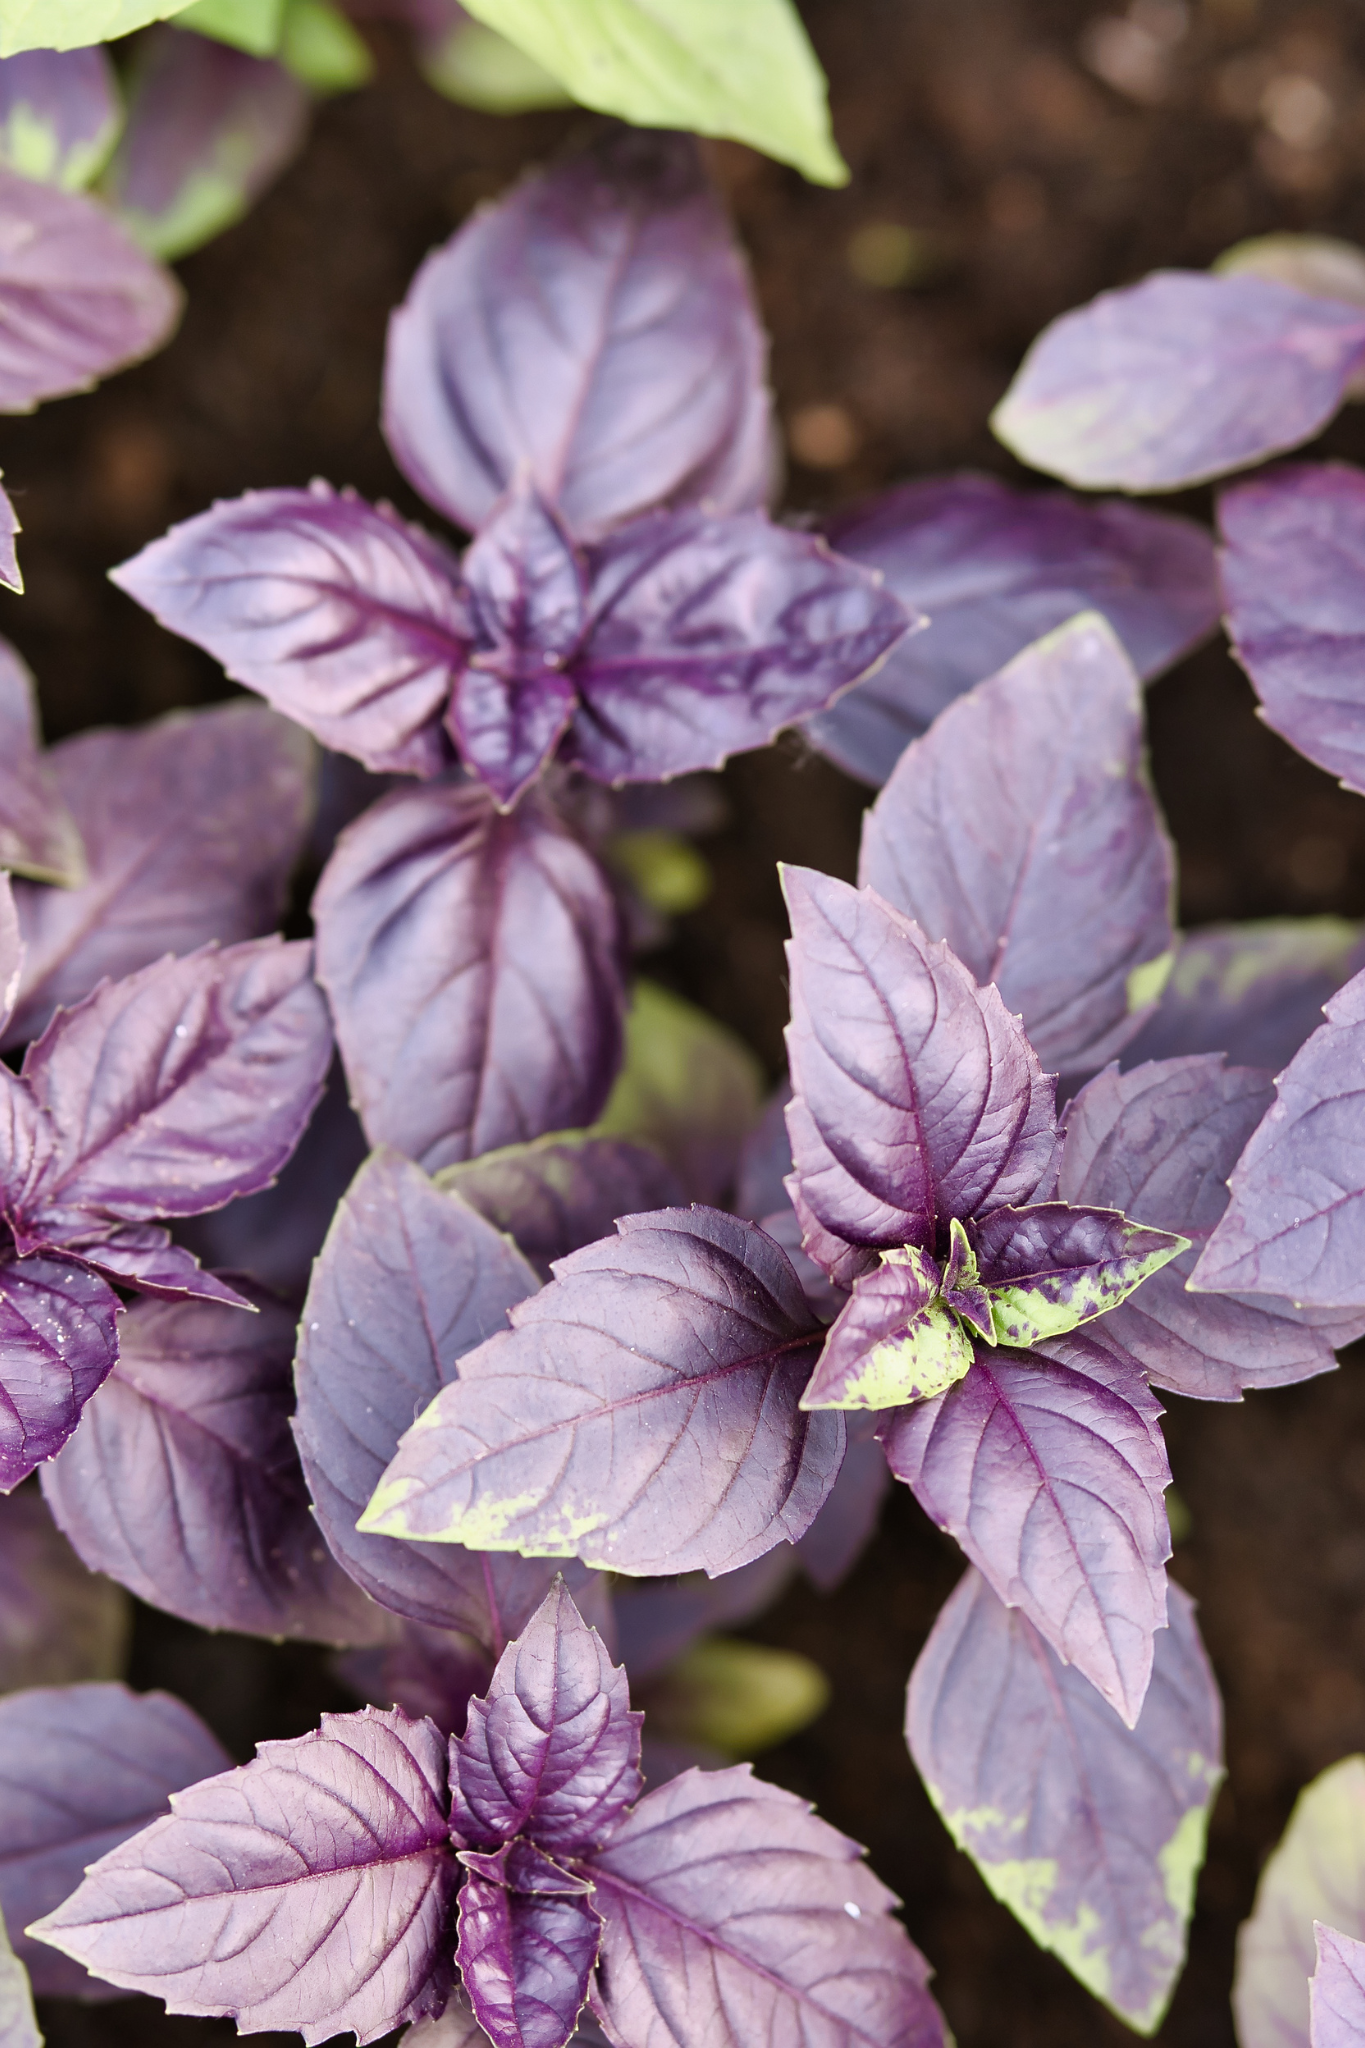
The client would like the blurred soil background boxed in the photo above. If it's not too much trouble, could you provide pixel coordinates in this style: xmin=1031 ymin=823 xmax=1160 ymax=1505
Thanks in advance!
xmin=14 ymin=1 xmax=1365 ymax=2043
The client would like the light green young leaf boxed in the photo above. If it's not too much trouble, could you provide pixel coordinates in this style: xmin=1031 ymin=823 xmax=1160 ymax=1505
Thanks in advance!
xmin=457 ymin=0 xmax=848 ymax=186
xmin=418 ymin=13 xmax=572 ymax=112
xmin=594 ymin=979 xmax=763 ymax=1204
xmin=176 ymin=0 xmax=284 ymax=55
xmin=0 ymin=0 xmax=194 ymax=57
xmin=279 ymin=0 xmax=372 ymax=92
xmin=1236 ymin=1756 xmax=1365 ymax=2048
xmin=987 ymin=1227 xmax=1187 ymax=1350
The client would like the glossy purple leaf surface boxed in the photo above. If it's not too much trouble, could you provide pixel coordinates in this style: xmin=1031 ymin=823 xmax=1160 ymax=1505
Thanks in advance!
xmin=0 ymin=1252 xmax=121 ymax=1489
xmin=314 ymin=779 xmax=624 ymax=1171
xmin=783 ymin=867 xmax=1056 ymax=1287
xmin=908 ymin=1570 xmax=1222 ymax=2032
xmin=807 ymin=474 xmax=1220 ymax=785
xmin=0 ymin=1485 xmax=128 ymax=1692
xmin=450 ymin=1582 xmax=641 ymax=1854
xmin=437 ymin=1133 xmax=683 ymax=1283
xmin=1314 ymin=1926 xmax=1365 ymax=2047
xmin=11 ymin=937 xmax=330 ymax=1242
xmin=1194 ymin=970 xmax=1365 ymax=1307
xmin=112 ymin=487 xmax=468 ymax=777
xmin=360 ymin=1207 xmax=844 ymax=1578
xmin=0 ymin=640 xmax=83 ymax=887
xmin=5 ymin=700 xmax=316 ymax=1049
xmin=1121 ymin=919 xmax=1365 ymax=1074
xmin=563 ymin=510 xmax=911 ymax=787
xmin=881 ymin=1330 xmax=1171 ymax=1723
xmin=382 ymin=131 xmax=771 ymax=540
xmin=294 ymin=1147 xmax=596 ymax=1648
xmin=585 ymin=1764 xmax=946 ymax=2048
xmin=41 ymin=1286 xmax=382 ymax=1644
xmin=991 ymin=271 xmax=1365 ymax=491
xmin=0 ymin=166 xmax=180 ymax=412
xmin=1061 ymin=1056 xmax=1360 ymax=1398
xmin=456 ymin=1876 xmax=600 ymax=2048
xmin=0 ymin=1681 xmax=231 ymax=1998
xmin=0 ymin=48 xmax=119 ymax=191
xmin=1220 ymin=464 xmax=1365 ymax=797
xmin=860 ymin=613 xmax=1175 ymax=1075
xmin=32 ymin=1706 xmax=457 ymax=2043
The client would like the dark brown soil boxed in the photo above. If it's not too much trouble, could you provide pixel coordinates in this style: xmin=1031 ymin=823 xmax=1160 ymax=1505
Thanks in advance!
xmin=18 ymin=3 xmax=1365 ymax=2043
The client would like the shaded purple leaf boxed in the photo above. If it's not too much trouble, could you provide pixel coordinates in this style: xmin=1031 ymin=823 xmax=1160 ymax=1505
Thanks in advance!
xmin=0 ymin=49 xmax=120 ymax=191
xmin=450 ymin=1582 xmax=641 ymax=1854
xmin=880 ymin=1331 xmax=1171 ymax=1723
xmin=437 ymin=1133 xmax=683 ymax=1283
xmin=1194 ymin=970 xmax=1365 ymax=1308
xmin=0 ymin=166 xmax=180 ymax=412
xmin=736 ymin=1079 xmax=794 ymax=1224
xmin=0 ymin=1681 xmax=231 ymax=1999
xmin=593 ymin=979 xmax=761 ymax=1207
xmin=859 ymin=612 xmax=1175 ymax=1075
xmin=907 ymin=1570 xmax=1222 ymax=2032
xmin=314 ymin=779 xmax=624 ymax=1172
xmin=40 ymin=1285 xmax=383 ymax=1644
xmin=755 ymin=1203 xmax=848 ymax=1323
xmin=1220 ymin=464 xmax=1365 ymax=796
xmin=1061 ymin=1056 xmax=1359 ymax=1398
xmin=103 ymin=29 xmax=307 ymax=262
xmin=1235 ymin=1756 xmax=1365 ymax=2048
xmin=382 ymin=131 xmax=771 ymax=540
xmin=1314 ymin=1926 xmax=1365 ymax=2047
xmin=1121 ymin=919 xmax=1365 ymax=1074
xmin=783 ymin=867 xmax=1057 ymax=1287
xmin=12 ymin=938 xmax=330 ymax=1244
xmin=807 ymin=474 xmax=1220 ymax=785
xmin=0 ymin=640 xmax=81 ymax=886
xmin=586 ymin=1763 xmax=946 ymax=2048
xmin=0 ymin=1484 xmax=128 ymax=1691
xmin=293 ymin=1146 xmax=597 ymax=1648
xmin=991 ymin=271 xmax=1365 ymax=491
xmin=360 ymin=1207 xmax=844 ymax=1579
xmin=0 ymin=877 xmax=19 ymax=1041
xmin=565 ymin=511 xmax=910 ymax=787
xmin=112 ymin=486 xmax=469 ymax=777
xmin=612 ymin=1552 xmax=799 ymax=1686
xmin=794 ymin=1411 xmax=891 ymax=1590
xmin=458 ymin=1877 xmax=600 ymax=2048
xmin=30 ymin=1706 xmax=456 ymax=2042
xmin=451 ymin=483 xmax=583 ymax=807
xmin=0 ymin=1911 xmax=39 ymax=2048
xmin=5 ymin=699 xmax=317 ymax=1049
xmin=0 ymin=481 xmax=17 ymax=596
xmin=0 ymin=1252 xmax=120 ymax=1490
xmin=337 ymin=1619 xmax=494 ymax=1740
xmin=57 ymin=1220 xmax=251 ymax=1308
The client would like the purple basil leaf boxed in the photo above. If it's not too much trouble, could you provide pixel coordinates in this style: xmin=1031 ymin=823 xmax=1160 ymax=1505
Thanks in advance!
xmin=0 ymin=877 xmax=19 ymax=1040
xmin=1220 ymin=463 xmax=1365 ymax=796
xmin=451 ymin=482 xmax=584 ymax=807
xmin=40 ymin=1285 xmax=384 ymax=1644
xmin=293 ymin=1146 xmax=596 ymax=1648
xmin=0 ymin=640 xmax=82 ymax=887
xmin=908 ymin=1569 xmax=1222 ymax=2031
xmin=612 ymin=1551 xmax=799 ymax=1685
xmin=30 ymin=1705 xmax=457 ymax=2041
xmin=795 ymin=1411 xmax=892 ymax=1590
xmin=971 ymin=1201 xmax=1185 ymax=1345
xmin=449 ymin=1582 xmax=641 ymax=1854
xmin=1235 ymin=1757 xmax=1365 ymax=2048
xmin=103 ymin=29 xmax=307 ymax=263
xmin=12 ymin=938 xmax=330 ymax=1245
xmin=859 ymin=612 xmax=1176 ymax=1075
xmin=361 ymin=1206 xmax=844 ymax=1578
xmin=991 ymin=271 xmax=1365 ymax=491
xmin=5 ymin=699 xmax=317 ymax=1050
xmin=457 ymin=1877 xmax=600 ymax=2048
xmin=314 ymin=779 xmax=624 ymax=1172
xmin=736 ymin=1079 xmax=794 ymax=1223
xmin=0 ymin=1253 xmax=121 ymax=1490
xmin=0 ymin=166 xmax=179 ymax=412
xmin=783 ymin=867 xmax=1057 ymax=1287
xmin=1122 ymin=919 xmax=1365 ymax=1074
xmin=382 ymin=131 xmax=771 ymax=541
xmin=0 ymin=1911 xmax=39 ymax=2048
xmin=0 ymin=1484 xmax=128 ymax=1691
xmin=804 ymin=1248 xmax=972 ymax=1412
xmin=564 ymin=511 xmax=910 ymax=787
xmin=57 ymin=1222 xmax=252 ymax=1306
xmin=112 ymin=487 xmax=469 ymax=777
xmin=0 ymin=1681 xmax=231 ymax=1999
xmin=585 ymin=1763 xmax=947 ymax=2048
xmin=756 ymin=1203 xmax=849 ymax=1322
xmin=1314 ymin=1926 xmax=1365 ymax=2048
xmin=1061 ymin=1056 xmax=1359 ymax=1399
xmin=1194 ymin=970 xmax=1365 ymax=1308
xmin=807 ymin=474 xmax=1220 ymax=786
xmin=437 ymin=1133 xmax=683 ymax=1283
xmin=0 ymin=50 xmax=120 ymax=191
xmin=880 ymin=1330 xmax=1171 ymax=1723
xmin=338 ymin=1620 xmax=494 ymax=1741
